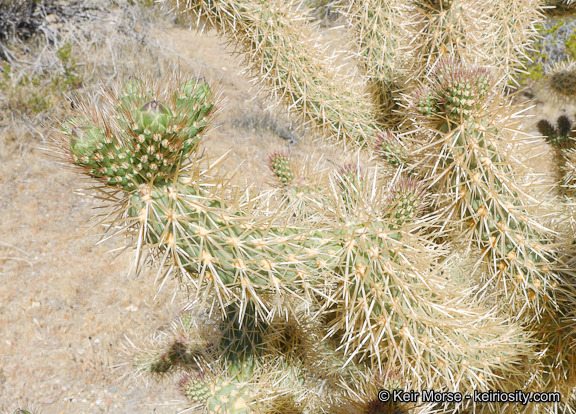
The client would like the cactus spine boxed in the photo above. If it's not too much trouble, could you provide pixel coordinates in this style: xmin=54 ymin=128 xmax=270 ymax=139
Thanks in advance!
xmin=410 ymin=58 xmax=576 ymax=395
xmin=410 ymin=59 xmax=559 ymax=319
xmin=345 ymin=0 xmax=407 ymax=125
xmin=170 ymin=0 xmax=395 ymax=154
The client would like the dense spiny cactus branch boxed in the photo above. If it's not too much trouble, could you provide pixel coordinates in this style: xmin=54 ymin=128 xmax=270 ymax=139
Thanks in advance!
xmin=168 ymin=0 xmax=399 ymax=156
xmin=411 ymin=59 xmax=576 ymax=395
xmin=346 ymin=0 xmax=407 ymax=126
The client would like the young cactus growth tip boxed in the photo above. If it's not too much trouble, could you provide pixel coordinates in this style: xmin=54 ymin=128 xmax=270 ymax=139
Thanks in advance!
xmin=53 ymin=73 xmax=216 ymax=190
xmin=179 ymin=370 xmax=213 ymax=406
xmin=414 ymin=59 xmax=494 ymax=127
xmin=537 ymin=116 xmax=574 ymax=149
xmin=373 ymin=130 xmax=407 ymax=167
xmin=267 ymin=151 xmax=294 ymax=185
xmin=385 ymin=175 xmax=427 ymax=230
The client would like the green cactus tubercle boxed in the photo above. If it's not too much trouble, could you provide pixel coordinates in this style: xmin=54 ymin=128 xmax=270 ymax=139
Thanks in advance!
xmin=267 ymin=151 xmax=294 ymax=185
xmin=373 ymin=131 xmax=407 ymax=167
xmin=180 ymin=369 xmax=254 ymax=414
xmin=416 ymin=59 xmax=493 ymax=126
xmin=64 ymin=77 xmax=215 ymax=191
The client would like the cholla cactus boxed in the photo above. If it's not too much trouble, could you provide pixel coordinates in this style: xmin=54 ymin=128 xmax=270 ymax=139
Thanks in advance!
xmin=537 ymin=116 xmax=575 ymax=193
xmin=266 ymin=150 xmax=329 ymax=220
xmin=408 ymin=57 xmax=576 ymax=396
xmin=48 ymin=0 xmax=576 ymax=413
xmin=542 ymin=61 xmax=576 ymax=105
xmin=409 ymin=59 xmax=560 ymax=317
xmin=537 ymin=116 xmax=574 ymax=149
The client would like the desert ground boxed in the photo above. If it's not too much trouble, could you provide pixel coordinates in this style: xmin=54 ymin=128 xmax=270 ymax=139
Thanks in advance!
xmin=0 ymin=1 xmax=571 ymax=413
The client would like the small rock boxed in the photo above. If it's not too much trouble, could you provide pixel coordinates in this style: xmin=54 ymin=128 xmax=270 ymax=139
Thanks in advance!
xmin=43 ymin=396 xmax=57 ymax=404
xmin=45 ymin=14 xmax=59 ymax=24
xmin=108 ymin=385 xmax=118 ymax=393
xmin=125 ymin=304 xmax=138 ymax=312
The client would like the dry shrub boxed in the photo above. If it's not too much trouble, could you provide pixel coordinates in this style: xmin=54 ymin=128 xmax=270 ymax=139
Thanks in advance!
xmin=0 ymin=0 xmax=176 ymax=154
